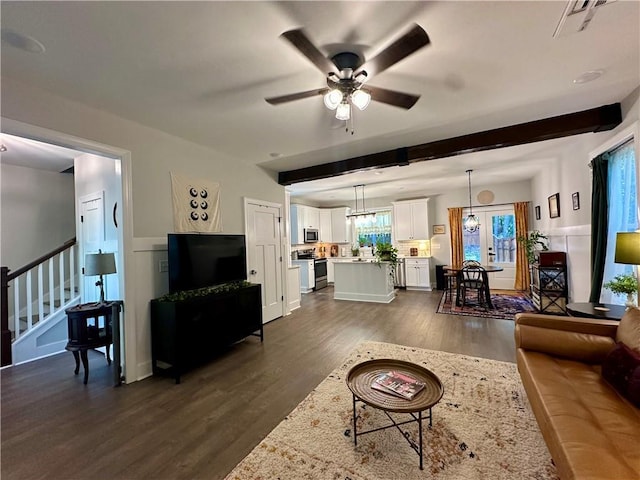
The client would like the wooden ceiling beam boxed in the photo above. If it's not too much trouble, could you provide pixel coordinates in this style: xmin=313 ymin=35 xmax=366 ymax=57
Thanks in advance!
xmin=278 ymin=103 xmax=621 ymax=186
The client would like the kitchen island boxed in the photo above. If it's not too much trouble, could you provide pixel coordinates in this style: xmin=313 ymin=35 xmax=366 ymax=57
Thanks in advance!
xmin=333 ymin=260 xmax=395 ymax=303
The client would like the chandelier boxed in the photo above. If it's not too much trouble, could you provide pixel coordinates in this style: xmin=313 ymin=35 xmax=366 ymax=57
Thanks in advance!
xmin=464 ymin=169 xmax=480 ymax=233
xmin=346 ymin=184 xmax=376 ymax=223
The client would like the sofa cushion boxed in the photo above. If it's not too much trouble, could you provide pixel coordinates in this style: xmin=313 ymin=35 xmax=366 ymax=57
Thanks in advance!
xmin=616 ymin=306 xmax=640 ymax=352
xmin=602 ymin=342 xmax=640 ymax=408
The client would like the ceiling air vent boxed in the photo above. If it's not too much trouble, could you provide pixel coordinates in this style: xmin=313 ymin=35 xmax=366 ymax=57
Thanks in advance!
xmin=553 ymin=0 xmax=617 ymax=38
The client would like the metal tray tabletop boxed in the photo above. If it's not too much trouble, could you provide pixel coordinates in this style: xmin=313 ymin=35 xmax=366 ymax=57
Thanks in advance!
xmin=347 ymin=358 xmax=444 ymax=413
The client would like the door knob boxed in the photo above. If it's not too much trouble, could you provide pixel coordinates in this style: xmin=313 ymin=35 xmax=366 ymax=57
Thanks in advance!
xmin=250 ymin=269 xmax=257 ymax=275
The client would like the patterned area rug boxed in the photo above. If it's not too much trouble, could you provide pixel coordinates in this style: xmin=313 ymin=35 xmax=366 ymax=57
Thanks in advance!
xmin=436 ymin=290 xmax=537 ymax=320
xmin=225 ymin=341 xmax=558 ymax=480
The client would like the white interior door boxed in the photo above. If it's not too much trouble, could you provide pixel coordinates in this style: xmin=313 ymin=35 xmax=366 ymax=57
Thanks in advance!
xmin=463 ymin=207 xmax=516 ymax=290
xmin=79 ymin=192 xmax=105 ymax=303
xmin=246 ymin=200 xmax=283 ymax=323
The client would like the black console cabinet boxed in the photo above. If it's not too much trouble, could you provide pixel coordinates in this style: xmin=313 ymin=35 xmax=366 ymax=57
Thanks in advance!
xmin=150 ymin=283 xmax=263 ymax=383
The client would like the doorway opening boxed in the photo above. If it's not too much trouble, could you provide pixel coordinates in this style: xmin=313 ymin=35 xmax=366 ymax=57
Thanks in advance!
xmin=1 ymin=118 xmax=134 ymax=381
xmin=462 ymin=206 xmax=517 ymax=290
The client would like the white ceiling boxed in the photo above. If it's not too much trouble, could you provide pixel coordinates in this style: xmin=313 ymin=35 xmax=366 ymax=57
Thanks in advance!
xmin=1 ymin=1 xmax=638 ymax=203
xmin=0 ymin=132 xmax=78 ymax=172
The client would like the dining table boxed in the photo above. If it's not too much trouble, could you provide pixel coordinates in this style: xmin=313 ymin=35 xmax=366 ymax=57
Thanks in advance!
xmin=443 ymin=265 xmax=504 ymax=309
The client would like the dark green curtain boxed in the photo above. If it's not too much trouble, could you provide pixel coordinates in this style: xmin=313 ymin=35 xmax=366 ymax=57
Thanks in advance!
xmin=589 ymin=152 xmax=610 ymax=303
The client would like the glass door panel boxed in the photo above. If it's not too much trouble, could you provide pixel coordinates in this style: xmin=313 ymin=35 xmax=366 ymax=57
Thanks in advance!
xmin=462 ymin=207 xmax=516 ymax=290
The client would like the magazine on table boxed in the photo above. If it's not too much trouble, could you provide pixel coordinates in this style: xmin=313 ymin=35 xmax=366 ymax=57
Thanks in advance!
xmin=371 ymin=370 xmax=426 ymax=400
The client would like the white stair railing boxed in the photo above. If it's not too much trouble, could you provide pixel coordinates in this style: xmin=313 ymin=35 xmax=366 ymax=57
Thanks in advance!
xmin=2 ymin=240 xmax=79 ymax=346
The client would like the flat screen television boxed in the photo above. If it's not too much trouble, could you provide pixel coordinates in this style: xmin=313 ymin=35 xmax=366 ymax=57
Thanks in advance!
xmin=168 ymin=233 xmax=247 ymax=292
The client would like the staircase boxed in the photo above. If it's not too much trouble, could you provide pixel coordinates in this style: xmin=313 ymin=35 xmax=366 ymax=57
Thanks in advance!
xmin=1 ymin=239 xmax=80 ymax=366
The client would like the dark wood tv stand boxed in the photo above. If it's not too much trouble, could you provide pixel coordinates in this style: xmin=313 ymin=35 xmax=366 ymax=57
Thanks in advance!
xmin=150 ymin=283 xmax=263 ymax=383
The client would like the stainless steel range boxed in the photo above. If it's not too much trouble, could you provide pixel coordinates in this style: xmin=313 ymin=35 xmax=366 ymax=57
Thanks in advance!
xmin=296 ymin=249 xmax=327 ymax=290
xmin=313 ymin=257 xmax=328 ymax=290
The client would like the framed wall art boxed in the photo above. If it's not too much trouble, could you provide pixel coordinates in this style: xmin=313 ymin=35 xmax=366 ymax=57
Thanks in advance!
xmin=535 ymin=205 xmax=541 ymax=220
xmin=572 ymin=192 xmax=580 ymax=210
xmin=433 ymin=224 xmax=446 ymax=235
xmin=548 ymin=193 xmax=560 ymax=218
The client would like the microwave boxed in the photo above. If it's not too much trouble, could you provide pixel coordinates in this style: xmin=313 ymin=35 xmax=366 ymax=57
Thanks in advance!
xmin=304 ymin=228 xmax=319 ymax=243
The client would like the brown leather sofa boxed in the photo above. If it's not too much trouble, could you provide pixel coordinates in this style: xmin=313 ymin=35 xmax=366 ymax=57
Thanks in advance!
xmin=515 ymin=310 xmax=640 ymax=480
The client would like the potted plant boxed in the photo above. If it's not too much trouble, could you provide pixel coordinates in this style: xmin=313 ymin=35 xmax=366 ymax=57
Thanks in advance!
xmin=603 ymin=273 xmax=639 ymax=308
xmin=517 ymin=230 xmax=549 ymax=264
xmin=374 ymin=241 xmax=399 ymax=278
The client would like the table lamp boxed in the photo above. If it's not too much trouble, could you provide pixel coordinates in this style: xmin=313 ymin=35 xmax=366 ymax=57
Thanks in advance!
xmin=614 ymin=232 xmax=640 ymax=307
xmin=84 ymin=250 xmax=116 ymax=304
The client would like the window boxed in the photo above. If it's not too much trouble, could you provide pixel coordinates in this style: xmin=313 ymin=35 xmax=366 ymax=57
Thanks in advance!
xmin=600 ymin=140 xmax=638 ymax=304
xmin=354 ymin=209 xmax=392 ymax=246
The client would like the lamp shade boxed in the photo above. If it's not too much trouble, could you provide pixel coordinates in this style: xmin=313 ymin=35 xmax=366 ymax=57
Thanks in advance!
xmin=351 ymin=89 xmax=371 ymax=110
xmin=323 ymin=89 xmax=342 ymax=110
xmin=614 ymin=232 xmax=640 ymax=265
xmin=335 ymin=101 xmax=351 ymax=120
xmin=84 ymin=252 xmax=116 ymax=276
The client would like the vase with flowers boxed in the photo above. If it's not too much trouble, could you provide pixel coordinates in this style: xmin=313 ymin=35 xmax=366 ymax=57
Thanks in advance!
xmin=603 ymin=273 xmax=638 ymax=308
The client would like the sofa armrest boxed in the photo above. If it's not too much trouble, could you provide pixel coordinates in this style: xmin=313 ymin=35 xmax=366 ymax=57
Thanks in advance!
xmin=515 ymin=313 xmax=618 ymax=364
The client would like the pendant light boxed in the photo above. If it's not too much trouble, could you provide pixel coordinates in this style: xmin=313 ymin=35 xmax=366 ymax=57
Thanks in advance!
xmin=346 ymin=184 xmax=376 ymax=223
xmin=464 ymin=169 xmax=480 ymax=233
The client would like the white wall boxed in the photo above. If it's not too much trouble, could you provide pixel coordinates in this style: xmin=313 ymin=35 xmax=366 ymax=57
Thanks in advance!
xmin=2 ymin=78 xmax=284 ymax=238
xmin=528 ymin=87 xmax=640 ymax=303
xmin=426 ymin=180 xmax=532 ymax=268
xmin=2 ymin=77 xmax=286 ymax=380
xmin=0 ymin=163 xmax=76 ymax=270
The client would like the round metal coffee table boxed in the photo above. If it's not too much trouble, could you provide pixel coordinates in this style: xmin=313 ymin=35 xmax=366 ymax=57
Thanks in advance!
xmin=346 ymin=358 xmax=444 ymax=470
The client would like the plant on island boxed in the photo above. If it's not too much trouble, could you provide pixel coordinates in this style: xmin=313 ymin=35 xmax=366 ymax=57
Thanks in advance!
xmin=374 ymin=241 xmax=399 ymax=278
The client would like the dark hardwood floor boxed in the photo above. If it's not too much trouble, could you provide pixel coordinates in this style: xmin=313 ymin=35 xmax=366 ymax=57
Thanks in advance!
xmin=1 ymin=287 xmax=516 ymax=480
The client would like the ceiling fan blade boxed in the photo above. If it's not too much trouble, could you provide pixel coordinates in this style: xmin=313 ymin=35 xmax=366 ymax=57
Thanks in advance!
xmin=265 ymin=88 xmax=329 ymax=105
xmin=281 ymin=29 xmax=340 ymax=76
xmin=356 ymin=24 xmax=430 ymax=78
xmin=367 ymin=85 xmax=420 ymax=109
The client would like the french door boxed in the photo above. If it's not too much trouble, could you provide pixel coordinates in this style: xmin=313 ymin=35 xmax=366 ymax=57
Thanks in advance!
xmin=462 ymin=207 xmax=516 ymax=290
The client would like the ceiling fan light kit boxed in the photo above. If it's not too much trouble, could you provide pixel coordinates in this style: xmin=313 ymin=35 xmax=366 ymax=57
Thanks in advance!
xmin=265 ymin=23 xmax=430 ymax=132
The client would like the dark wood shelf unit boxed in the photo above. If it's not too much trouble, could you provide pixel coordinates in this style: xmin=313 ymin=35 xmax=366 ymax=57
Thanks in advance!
xmin=150 ymin=283 xmax=263 ymax=383
xmin=530 ymin=261 xmax=568 ymax=314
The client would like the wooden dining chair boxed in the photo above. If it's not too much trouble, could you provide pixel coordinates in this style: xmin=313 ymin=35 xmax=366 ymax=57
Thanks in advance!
xmin=444 ymin=270 xmax=457 ymax=302
xmin=458 ymin=264 xmax=489 ymax=309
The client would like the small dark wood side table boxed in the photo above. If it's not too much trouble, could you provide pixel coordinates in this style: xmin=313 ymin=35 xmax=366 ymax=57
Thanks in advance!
xmin=65 ymin=301 xmax=122 ymax=385
xmin=566 ymin=302 xmax=626 ymax=321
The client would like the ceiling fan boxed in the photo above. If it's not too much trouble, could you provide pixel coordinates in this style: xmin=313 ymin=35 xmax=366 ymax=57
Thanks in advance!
xmin=265 ymin=24 xmax=430 ymax=125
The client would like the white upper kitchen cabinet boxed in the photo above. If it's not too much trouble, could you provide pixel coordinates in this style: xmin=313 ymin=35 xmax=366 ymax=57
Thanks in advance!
xmin=330 ymin=207 xmax=351 ymax=244
xmin=291 ymin=204 xmax=321 ymax=244
xmin=305 ymin=206 xmax=320 ymax=230
xmin=392 ymin=199 xmax=429 ymax=241
xmin=319 ymin=209 xmax=332 ymax=242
